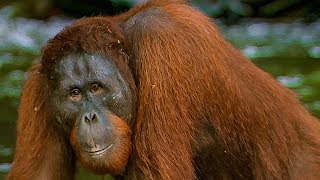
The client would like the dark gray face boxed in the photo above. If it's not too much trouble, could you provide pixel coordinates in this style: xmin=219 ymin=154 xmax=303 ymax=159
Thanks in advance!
xmin=51 ymin=52 xmax=132 ymax=154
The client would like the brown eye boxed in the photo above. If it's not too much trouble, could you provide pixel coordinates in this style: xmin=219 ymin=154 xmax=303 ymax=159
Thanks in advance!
xmin=70 ymin=88 xmax=81 ymax=97
xmin=90 ymin=83 xmax=102 ymax=93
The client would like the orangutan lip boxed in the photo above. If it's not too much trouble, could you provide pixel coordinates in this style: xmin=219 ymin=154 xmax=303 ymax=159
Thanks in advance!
xmin=86 ymin=143 xmax=114 ymax=155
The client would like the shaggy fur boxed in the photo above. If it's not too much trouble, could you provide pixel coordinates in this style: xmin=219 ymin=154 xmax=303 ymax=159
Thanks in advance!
xmin=8 ymin=0 xmax=320 ymax=179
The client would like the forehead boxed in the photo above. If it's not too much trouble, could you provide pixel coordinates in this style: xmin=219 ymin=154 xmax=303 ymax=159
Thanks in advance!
xmin=54 ymin=52 xmax=118 ymax=78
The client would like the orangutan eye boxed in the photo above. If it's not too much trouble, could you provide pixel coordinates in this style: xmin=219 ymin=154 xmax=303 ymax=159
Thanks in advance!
xmin=70 ymin=88 xmax=81 ymax=97
xmin=90 ymin=83 xmax=102 ymax=93
xmin=90 ymin=83 xmax=107 ymax=95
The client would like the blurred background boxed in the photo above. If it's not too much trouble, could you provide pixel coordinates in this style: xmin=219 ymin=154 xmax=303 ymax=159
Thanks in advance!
xmin=0 ymin=0 xmax=319 ymax=179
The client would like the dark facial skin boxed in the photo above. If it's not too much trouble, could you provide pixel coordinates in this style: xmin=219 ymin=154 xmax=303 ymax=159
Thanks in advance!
xmin=50 ymin=52 xmax=132 ymax=173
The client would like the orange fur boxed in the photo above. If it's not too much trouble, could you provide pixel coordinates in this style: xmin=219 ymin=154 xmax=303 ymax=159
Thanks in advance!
xmin=120 ymin=1 xmax=320 ymax=179
xmin=8 ymin=0 xmax=320 ymax=179
xmin=8 ymin=65 xmax=75 ymax=179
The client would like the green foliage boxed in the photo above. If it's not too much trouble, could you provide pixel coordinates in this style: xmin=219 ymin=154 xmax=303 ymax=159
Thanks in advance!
xmin=111 ymin=0 xmax=137 ymax=6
